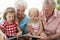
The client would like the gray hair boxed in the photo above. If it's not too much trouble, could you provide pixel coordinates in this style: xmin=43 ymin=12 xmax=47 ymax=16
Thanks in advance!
xmin=43 ymin=0 xmax=56 ymax=8
xmin=15 ymin=0 xmax=27 ymax=9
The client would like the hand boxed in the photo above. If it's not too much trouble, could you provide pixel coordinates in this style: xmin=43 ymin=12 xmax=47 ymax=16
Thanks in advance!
xmin=32 ymin=33 xmax=37 ymax=36
xmin=16 ymin=32 xmax=22 ymax=37
xmin=27 ymin=33 xmax=32 ymax=36
xmin=41 ymin=37 xmax=50 ymax=40
xmin=37 ymin=32 xmax=40 ymax=36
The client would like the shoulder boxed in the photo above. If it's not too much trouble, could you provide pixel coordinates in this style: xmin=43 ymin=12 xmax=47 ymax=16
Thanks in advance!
xmin=0 ymin=20 xmax=7 ymax=28
xmin=25 ymin=16 xmax=29 ymax=21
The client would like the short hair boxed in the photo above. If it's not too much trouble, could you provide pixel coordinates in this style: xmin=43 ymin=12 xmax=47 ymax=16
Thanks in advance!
xmin=15 ymin=0 xmax=27 ymax=9
xmin=43 ymin=0 xmax=56 ymax=8
xmin=3 ymin=7 xmax=16 ymax=21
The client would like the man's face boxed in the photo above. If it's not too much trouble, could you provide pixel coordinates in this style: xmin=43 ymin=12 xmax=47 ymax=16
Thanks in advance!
xmin=43 ymin=4 xmax=54 ymax=17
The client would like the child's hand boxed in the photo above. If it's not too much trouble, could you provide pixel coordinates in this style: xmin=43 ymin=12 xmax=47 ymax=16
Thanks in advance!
xmin=32 ymin=32 xmax=37 ymax=36
xmin=40 ymin=32 xmax=47 ymax=39
xmin=27 ymin=33 xmax=32 ymax=36
xmin=16 ymin=32 xmax=22 ymax=37
xmin=36 ymin=32 xmax=40 ymax=36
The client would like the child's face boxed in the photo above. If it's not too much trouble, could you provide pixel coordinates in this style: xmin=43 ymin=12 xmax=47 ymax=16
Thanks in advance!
xmin=29 ymin=11 xmax=39 ymax=21
xmin=6 ymin=12 xmax=15 ymax=22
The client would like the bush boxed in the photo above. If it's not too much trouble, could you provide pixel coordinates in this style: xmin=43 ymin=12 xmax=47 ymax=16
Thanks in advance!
xmin=56 ymin=5 xmax=60 ymax=11
xmin=57 ymin=0 xmax=60 ymax=4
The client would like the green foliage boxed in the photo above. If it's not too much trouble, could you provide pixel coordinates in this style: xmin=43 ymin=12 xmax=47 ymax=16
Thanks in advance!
xmin=57 ymin=0 xmax=60 ymax=4
xmin=56 ymin=5 xmax=60 ymax=11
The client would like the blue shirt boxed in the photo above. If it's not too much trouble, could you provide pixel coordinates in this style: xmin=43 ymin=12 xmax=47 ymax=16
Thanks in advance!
xmin=19 ymin=16 xmax=29 ymax=34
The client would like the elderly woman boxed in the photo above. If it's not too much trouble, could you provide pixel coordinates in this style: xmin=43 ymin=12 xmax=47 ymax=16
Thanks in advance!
xmin=41 ymin=0 xmax=60 ymax=40
xmin=15 ymin=0 xmax=29 ymax=35
xmin=15 ymin=1 xmax=30 ymax=40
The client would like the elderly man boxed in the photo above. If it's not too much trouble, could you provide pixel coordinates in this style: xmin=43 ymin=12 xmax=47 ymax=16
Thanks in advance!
xmin=41 ymin=0 xmax=60 ymax=40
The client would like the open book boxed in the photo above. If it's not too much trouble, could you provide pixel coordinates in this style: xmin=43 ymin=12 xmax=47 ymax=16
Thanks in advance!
xmin=8 ymin=34 xmax=41 ymax=40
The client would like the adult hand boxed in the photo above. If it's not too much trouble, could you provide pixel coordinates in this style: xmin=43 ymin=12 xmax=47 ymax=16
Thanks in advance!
xmin=41 ymin=37 xmax=50 ymax=40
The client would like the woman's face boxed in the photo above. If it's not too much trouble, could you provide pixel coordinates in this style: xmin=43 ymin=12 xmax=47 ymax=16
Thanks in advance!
xmin=43 ymin=4 xmax=54 ymax=17
xmin=17 ymin=5 xmax=25 ymax=17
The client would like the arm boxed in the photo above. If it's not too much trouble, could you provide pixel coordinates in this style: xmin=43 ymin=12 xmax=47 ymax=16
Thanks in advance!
xmin=27 ymin=22 xmax=36 ymax=35
xmin=48 ymin=23 xmax=60 ymax=39
xmin=37 ymin=20 xmax=43 ymax=35
xmin=0 ymin=29 xmax=8 ymax=40
xmin=17 ymin=26 xmax=22 ymax=36
xmin=48 ymin=33 xmax=60 ymax=39
xmin=15 ymin=18 xmax=22 ymax=35
xmin=27 ymin=22 xmax=33 ymax=34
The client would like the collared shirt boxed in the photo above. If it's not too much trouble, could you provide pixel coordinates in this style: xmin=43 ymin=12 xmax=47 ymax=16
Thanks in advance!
xmin=19 ymin=16 xmax=29 ymax=34
xmin=41 ymin=11 xmax=60 ymax=35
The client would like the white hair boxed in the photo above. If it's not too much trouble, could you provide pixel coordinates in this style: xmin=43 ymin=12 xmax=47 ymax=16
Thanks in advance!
xmin=43 ymin=0 xmax=56 ymax=8
xmin=15 ymin=0 xmax=27 ymax=9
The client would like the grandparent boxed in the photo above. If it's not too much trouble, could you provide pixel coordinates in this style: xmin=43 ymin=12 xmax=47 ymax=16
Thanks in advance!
xmin=15 ymin=0 xmax=29 ymax=34
xmin=41 ymin=0 xmax=60 ymax=40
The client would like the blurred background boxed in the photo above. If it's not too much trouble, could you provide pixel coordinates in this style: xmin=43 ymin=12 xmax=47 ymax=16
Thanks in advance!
xmin=0 ymin=0 xmax=59 ymax=18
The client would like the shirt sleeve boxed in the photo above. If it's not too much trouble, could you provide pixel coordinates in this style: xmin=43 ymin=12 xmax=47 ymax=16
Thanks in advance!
xmin=20 ymin=17 xmax=29 ymax=27
xmin=14 ymin=22 xmax=19 ymax=28
xmin=56 ymin=23 xmax=60 ymax=33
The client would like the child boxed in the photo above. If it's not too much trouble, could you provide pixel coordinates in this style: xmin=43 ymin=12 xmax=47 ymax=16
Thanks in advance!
xmin=27 ymin=8 xmax=47 ymax=40
xmin=0 ymin=7 xmax=22 ymax=40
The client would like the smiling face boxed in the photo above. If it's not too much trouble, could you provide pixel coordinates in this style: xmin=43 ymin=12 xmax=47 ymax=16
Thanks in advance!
xmin=3 ymin=7 xmax=15 ymax=23
xmin=29 ymin=8 xmax=39 ymax=22
xmin=17 ymin=5 xmax=25 ymax=18
xmin=6 ymin=12 xmax=15 ymax=22
xmin=43 ymin=4 xmax=54 ymax=17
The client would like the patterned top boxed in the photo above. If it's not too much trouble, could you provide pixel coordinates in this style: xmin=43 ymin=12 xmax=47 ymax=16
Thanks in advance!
xmin=31 ymin=22 xmax=40 ymax=33
xmin=0 ymin=20 xmax=18 ymax=36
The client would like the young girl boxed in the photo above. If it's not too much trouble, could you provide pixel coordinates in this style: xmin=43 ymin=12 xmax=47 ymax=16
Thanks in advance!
xmin=0 ymin=7 xmax=22 ymax=40
xmin=27 ymin=8 xmax=47 ymax=40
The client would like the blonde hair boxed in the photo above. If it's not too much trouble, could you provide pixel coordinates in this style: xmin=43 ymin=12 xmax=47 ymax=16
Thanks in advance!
xmin=3 ymin=7 xmax=16 ymax=21
xmin=29 ymin=8 xmax=39 ymax=16
xmin=15 ymin=0 xmax=27 ymax=9
xmin=43 ymin=0 xmax=56 ymax=8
